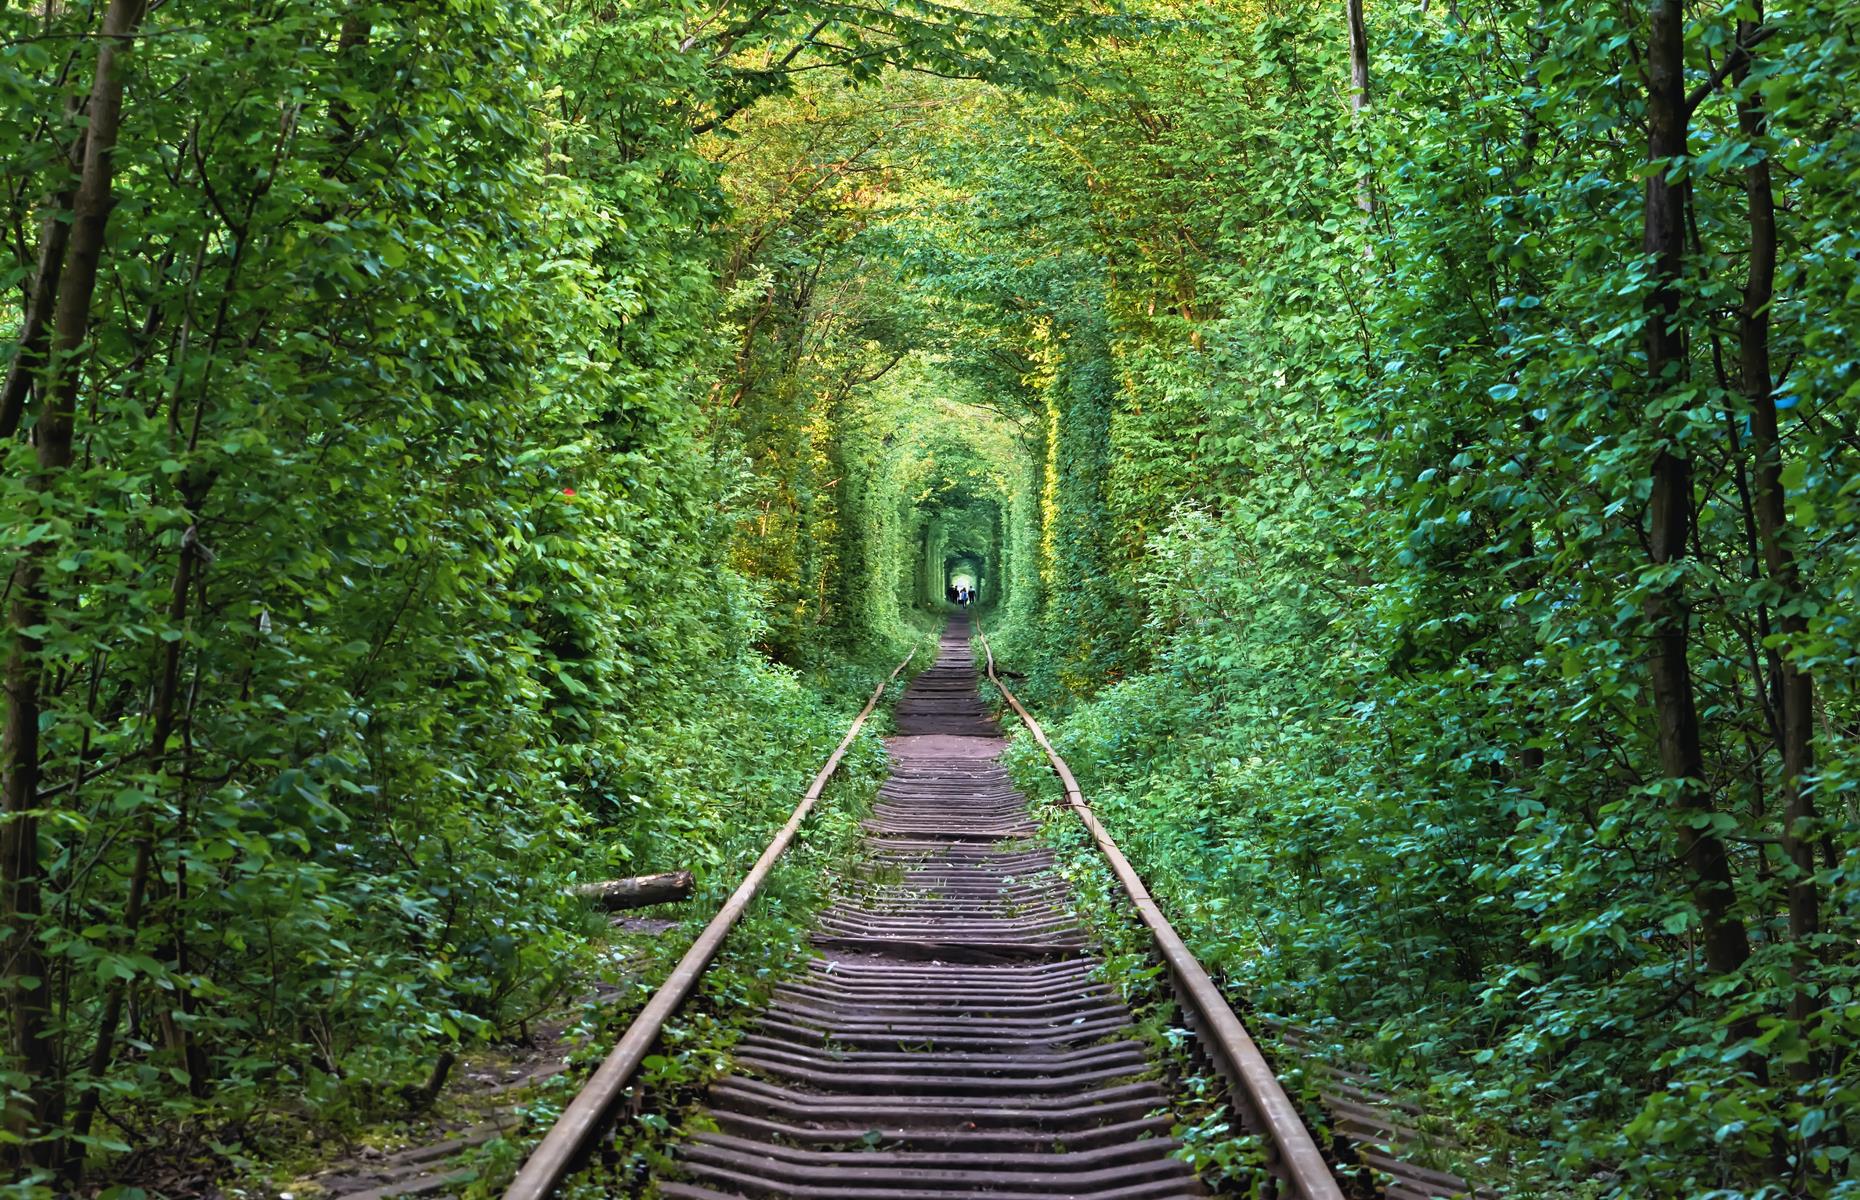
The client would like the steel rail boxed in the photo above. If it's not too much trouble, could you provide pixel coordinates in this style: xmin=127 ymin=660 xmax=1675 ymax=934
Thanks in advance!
xmin=976 ymin=625 xmax=1347 ymax=1200
xmin=502 ymin=647 xmax=917 ymax=1200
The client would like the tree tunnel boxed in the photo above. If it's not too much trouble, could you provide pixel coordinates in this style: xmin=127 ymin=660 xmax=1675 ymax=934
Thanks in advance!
xmin=830 ymin=361 xmax=1039 ymax=648
xmin=945 ymin=552 xmax=985 ymax=602
xmin=912 ymin=492 xmax=1004 ymax=611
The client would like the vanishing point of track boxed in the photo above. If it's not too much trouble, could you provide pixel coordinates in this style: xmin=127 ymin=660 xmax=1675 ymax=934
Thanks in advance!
xmin=504 ymin=618 xmax=1482 ymax=1200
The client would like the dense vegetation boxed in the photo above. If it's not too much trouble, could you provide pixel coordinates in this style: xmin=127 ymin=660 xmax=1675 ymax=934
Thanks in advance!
xmin=2 ymin=1 xmax=1856 ymax=1197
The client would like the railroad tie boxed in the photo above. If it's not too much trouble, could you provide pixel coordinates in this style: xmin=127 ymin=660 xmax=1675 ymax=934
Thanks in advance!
xmin=657 ymin=616 xmax=1209 ymax=1199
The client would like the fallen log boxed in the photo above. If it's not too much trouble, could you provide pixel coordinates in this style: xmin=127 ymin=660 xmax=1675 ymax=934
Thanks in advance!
xmin=569 ymin=871 xmax=694 ymax=911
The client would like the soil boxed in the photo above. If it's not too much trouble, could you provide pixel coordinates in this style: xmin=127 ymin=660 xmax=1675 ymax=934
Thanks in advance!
xmin=286 ymin=969 xmax=644 ymax=1199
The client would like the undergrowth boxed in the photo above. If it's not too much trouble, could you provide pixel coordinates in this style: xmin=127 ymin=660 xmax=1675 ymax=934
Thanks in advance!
xmin=985 ymin=657 xmax=1527 ymax=1198
xmin=466 ymin=648 xmax=928 ymax=1198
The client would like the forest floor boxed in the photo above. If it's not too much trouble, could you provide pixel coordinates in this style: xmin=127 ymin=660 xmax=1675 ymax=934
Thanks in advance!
xmin=289 ymin=985 xmax=611 ymax=1200
xmin=248 ymin=919 xmax=680 ymax=1200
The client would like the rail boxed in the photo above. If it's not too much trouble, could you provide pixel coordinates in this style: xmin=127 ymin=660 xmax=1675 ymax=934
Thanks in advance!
xmin=975 ymin=624 xmax=1346 ymax=1200
xmin=502 ymin=648 xmax=917 ymax=1200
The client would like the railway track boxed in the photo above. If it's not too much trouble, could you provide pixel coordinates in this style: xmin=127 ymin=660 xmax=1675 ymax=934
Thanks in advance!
xmin=659 ymin=619 xmax=1201 ymax=1199
xmin=503 ymin=618 xmax=1484 ymax=1200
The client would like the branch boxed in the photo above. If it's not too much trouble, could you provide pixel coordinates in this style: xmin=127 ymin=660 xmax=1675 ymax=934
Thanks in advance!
xmin=774 ymin=17 xmax=831 ymax=71
xmin=855 ymin=349 xmax=908 ymax=387
xmin=1685 ymin=24 xmax=1776 ymax=116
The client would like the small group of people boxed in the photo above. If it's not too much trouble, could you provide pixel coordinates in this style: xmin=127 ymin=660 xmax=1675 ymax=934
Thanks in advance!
xmin=951 ymin=582 xmax=976 ymax=607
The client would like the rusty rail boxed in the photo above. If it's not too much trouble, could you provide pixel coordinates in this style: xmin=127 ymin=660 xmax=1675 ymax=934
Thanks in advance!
xmin=976 ymin=625 xmax=1347 ymax=1200
xmin=502 ymin=648 xmax=917 ymax=1200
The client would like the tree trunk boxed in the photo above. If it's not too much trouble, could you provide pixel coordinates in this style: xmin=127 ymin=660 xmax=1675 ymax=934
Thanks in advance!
xmin=570 ymin=871 xmax=695 ymax=911
xmin=1641 ymin=0 xmax=1754 ymax=987
xmin=62 ymin=839 xmax=150 ymax=1179
xmin=399 ymin=1050 xmax=456 ymax=1112
xmin=0 ymin=99 xmax=86 ymax=440
xmin=69 ymin=518 xmax=211 ymax=1177
xmin=1346 ymin=0 xmax=1370 ymax=116
xmin=1346 ymin=0 xmax=1372 ymax=214
xmin=0 ymin=0 xmax=148 ymax=1165
xmin=1734 ymin=4 xmax=1819 ymax=1063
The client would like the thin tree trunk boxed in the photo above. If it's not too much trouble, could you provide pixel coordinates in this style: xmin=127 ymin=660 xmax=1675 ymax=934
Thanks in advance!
xmin=1347 ymin=0 xmax=1369 ymax=117
xmin=1734 ymin=4 xmax=1819 ymax=1065
xmin=62 ymin=838 xmax=149 ymax=1178
xmin=1641 ymin=0 xmax=1755 ymax=988
xmin=1346 ymin=0 xmax=1372 ymax=214
xmin=64 ymin=516 xmax=204 ymax=1178
xmin=0 ymin=0 xmax=148 ymax=1165
xmin=0 ymin=100 xmax=85 ymax=439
